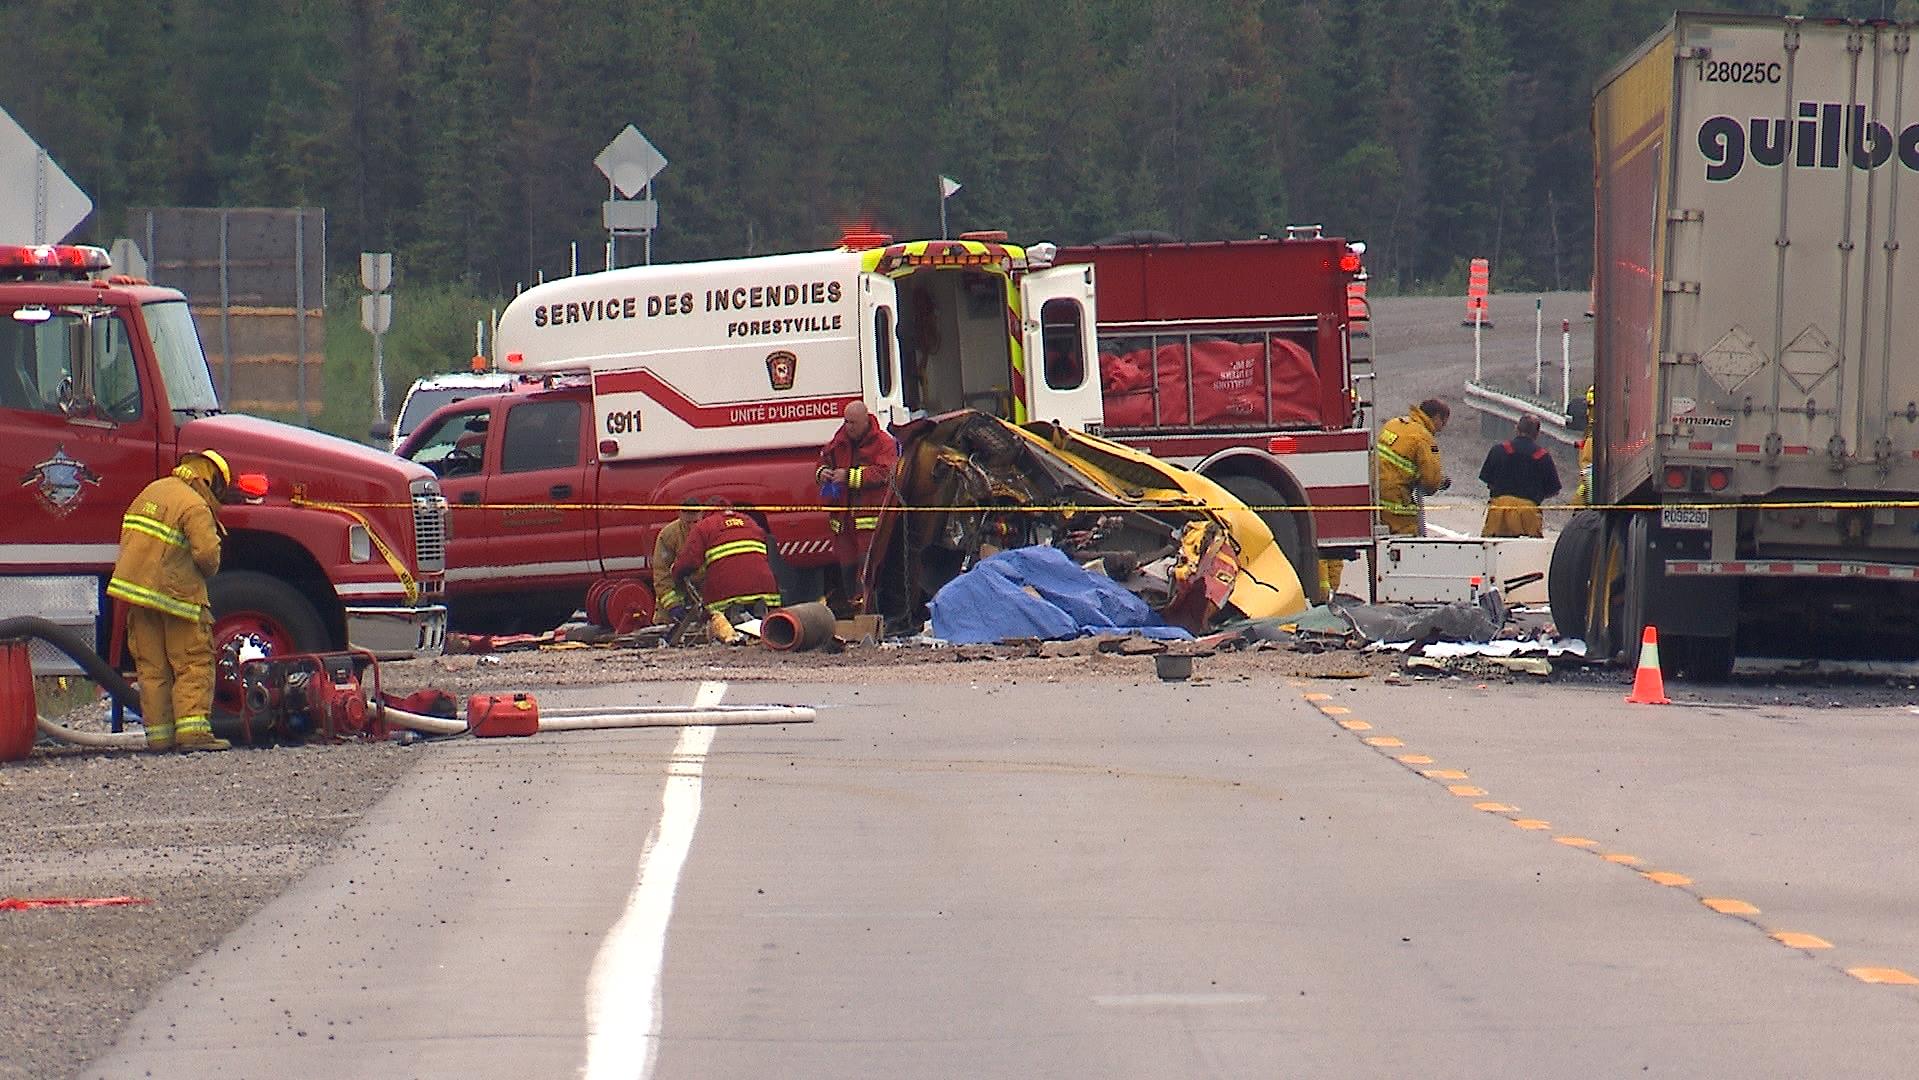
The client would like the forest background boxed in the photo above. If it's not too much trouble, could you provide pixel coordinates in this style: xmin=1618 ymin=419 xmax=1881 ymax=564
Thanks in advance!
xmin=2 ymin=0 xmax=1912 ymax=435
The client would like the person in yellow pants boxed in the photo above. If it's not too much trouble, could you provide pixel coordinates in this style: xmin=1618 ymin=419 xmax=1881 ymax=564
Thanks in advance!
xmin=1376 ymin=399 xmax=1450 ymax=536
xmin=1478 ymin=414 xmax=1562 ymax=537
xmin=108 ymin=450 xmax=233 ymax=752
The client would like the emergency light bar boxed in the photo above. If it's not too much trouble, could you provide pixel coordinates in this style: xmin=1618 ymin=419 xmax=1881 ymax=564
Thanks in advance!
xmin=0 ymin=244 xmax=111 ymax=280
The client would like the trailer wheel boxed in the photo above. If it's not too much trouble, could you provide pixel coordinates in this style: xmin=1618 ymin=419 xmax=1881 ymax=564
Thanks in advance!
xmin=1547 ymin=511 xmax=1602 ymax=639
xmin=1672 ymin=635 xmax=1735 ymax=681
xmin=1214 ymin=474 xmax=1322 ymax=604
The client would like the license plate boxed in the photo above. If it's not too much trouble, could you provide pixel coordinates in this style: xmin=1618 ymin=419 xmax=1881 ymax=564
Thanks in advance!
xmin=1660 ymin=505 xmax=1710 ymax=530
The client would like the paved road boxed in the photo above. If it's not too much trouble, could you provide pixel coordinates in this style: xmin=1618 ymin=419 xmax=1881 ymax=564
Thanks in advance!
xmin=86 ymin=673 xmax=1919 ymax=1078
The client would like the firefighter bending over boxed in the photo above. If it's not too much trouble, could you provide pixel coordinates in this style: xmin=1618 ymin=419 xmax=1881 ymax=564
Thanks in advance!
xmin=673 ymin=499 xmax=783 ymax=623
xmin=1478 ymin=413 xmax=1561 ymax=537
xmin=107 ymin=450 xmax=233 ymax=752
xmin=816 ymin=401 xmax=897 ymax=611
xmin=1376 ymin=399 xmax=1450 ymax=536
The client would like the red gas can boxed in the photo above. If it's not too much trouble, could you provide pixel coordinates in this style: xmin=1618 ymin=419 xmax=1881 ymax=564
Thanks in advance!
xmin=0 ymin=639 xmax=37 ymax=762
xmin=467 ymin=692 xmax=540 ymax=738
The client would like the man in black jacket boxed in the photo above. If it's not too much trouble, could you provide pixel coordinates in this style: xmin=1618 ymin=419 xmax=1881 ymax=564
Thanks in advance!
xmin=1479 ymin=414 xmax=1561 ymax=537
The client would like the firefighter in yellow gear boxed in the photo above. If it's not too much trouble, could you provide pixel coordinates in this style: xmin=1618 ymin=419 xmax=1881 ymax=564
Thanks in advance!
xmin=1376 ymin=399 xmax=1450 ymax=536
xmin=1573 ymin=386 xmax=1596 ymax=506
xmin=107 ymin=450 xmax=232 ymax=752
xmin=650 ymin=505 xmax=704 ymax=622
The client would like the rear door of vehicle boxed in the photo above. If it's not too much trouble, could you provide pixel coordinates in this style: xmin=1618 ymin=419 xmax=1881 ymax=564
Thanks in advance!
xmin=1018 ymin=264 xmax=1104 ymax=429
xmin=482 ymin=396 xmax=597 ymax=585
xmin=860 ymin=273 xmax=907 ymax=425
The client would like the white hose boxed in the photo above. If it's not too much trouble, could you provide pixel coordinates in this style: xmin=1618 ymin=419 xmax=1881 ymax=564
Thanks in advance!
xmin=535 ymin=706 xmax=814 ymax=731
xmin=36 ymin=715 xmax=148 ymax=750
xmin=381 ymin=706 xmax=469 ymax=736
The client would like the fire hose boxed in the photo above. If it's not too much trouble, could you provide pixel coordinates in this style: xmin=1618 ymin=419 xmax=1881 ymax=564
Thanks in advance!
xmin=0 ymin=617 xmax=148 ymax=751
xmin=381 ymin=702 xmax=815 ymax=736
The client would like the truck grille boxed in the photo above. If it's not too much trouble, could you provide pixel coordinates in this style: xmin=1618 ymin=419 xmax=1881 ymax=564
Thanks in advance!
xmin=413 ymin=493 xmax=448 ymax=573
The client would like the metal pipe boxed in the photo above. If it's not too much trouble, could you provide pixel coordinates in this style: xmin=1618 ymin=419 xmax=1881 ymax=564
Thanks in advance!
xmin=760 ymin=602 xmax=837 ymax=652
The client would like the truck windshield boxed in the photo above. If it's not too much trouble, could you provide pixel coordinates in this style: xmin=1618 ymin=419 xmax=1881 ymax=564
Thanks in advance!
xmin=143 ymin=300 xmax=221 ymax=414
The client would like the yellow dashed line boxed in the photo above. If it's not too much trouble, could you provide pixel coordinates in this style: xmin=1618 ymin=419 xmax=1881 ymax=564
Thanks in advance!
xmin=1320 ymin=705 xmax=1352 ymax=715
xmin=1513 ymin=819 xmax=1551 ymax=830
xmin=1303 ymin=692 xmax=1332 ymax=702
xmin=1337 ymin=719 xmax=1373 ymax=731
xmin=1553 ymin=836 xmax=1599 ymax=848
xmin=1772 ymin=932 xmax=1832 ymax=950
xmin=1642 ymin=871 xmax=1693 ymax=887
xmin=1397 ymin=754 xmax=1434 ymax=765
xmin=1421 ymin=769 xmax=1470 ymax=780
xmin=1603 ymin=853 xmax=1642 ymax=865
xmin=1448 ymin=785 xmax=1488 ymax=797
xmin=1363 ymin=736 xmax=1404 ymax=747
xmin=1474 ymin=802 xmax=1519 ymax=813
xmin=1702 ymin=897 xmax=1760 ymax=915
xmin=1847 ymin=967 xmax=1919 ymax=986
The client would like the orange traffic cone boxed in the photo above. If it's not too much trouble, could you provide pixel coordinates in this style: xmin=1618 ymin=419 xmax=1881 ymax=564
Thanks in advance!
xmin=1624 ymin=626 xmax=1670 ymax=705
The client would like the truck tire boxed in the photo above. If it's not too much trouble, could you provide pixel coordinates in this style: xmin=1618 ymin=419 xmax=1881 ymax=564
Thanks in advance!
xmin=208 ymin=571 xmax=331 ymax=714
xmin=1548 ymin=510 xmax=1602 ymax=639
xmin=1214 ymin=474 xmax=1322 ymax=604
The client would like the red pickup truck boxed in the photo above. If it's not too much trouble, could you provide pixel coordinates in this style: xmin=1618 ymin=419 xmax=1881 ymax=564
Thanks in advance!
xmin=395 ymin=382 xmax=840 ymax=633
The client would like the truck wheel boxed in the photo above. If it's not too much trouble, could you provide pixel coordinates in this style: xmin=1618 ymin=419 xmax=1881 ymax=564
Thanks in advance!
xmin=1548 ymin=511 xmax=1602 ymax=639
xmin=208 ymin=571 xmax=330 ymax=715
xmin=1672 ymin=635 xmax=1735 ymax=681
xmin=1215 ymin=474 xmax=1322 ymax=604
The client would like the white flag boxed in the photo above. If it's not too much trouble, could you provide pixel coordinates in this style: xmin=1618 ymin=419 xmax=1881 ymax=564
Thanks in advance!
xmin=938 ymin=175 xmax=961 ymax=199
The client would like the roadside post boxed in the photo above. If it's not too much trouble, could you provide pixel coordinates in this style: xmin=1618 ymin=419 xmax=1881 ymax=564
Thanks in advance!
xmin=361 ymin=251 xmax=394 ymax=435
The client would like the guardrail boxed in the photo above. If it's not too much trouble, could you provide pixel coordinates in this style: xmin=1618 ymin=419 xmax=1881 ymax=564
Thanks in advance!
xmin=1463 ymin=380 xmax=1577 ymax=447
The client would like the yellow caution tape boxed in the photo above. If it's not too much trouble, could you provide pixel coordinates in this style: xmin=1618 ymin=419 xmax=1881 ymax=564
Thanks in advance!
xmin=272 ymin=497 xmax=1919 ymax=516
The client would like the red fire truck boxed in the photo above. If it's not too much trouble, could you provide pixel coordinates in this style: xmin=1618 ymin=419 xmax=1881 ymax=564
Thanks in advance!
xmin=0 ymin=243 xmax=447 ymax=704
xmin=1053 ymin=231 xmax=1372 ymax=599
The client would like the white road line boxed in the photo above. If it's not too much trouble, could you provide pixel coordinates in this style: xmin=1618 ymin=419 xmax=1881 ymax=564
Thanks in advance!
xmin=581 ymin=681 xmax=725 ymax=1080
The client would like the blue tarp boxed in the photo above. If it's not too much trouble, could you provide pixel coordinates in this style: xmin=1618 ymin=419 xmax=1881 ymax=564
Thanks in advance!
xmin=929 ymin=546 xmax=1193 ymax=644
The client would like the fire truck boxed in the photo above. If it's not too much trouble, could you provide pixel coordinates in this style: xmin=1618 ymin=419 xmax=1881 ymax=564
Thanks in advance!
xmin=403 ymin=231 xmax=1305 ymax=631
xmin=0 ymin=243 xmax=447 ymax=704
xmin=1053 ymin=231 xmax=1372 ymax=600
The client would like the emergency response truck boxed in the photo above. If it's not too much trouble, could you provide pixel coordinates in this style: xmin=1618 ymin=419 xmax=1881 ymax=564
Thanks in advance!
xmin=0 ymin=243 xmax=447 ymax=705
xmin=401 ymin=232 xmax=1105 ymax=630
xmin=1552 ymin=13 xmax=1919 ymax=675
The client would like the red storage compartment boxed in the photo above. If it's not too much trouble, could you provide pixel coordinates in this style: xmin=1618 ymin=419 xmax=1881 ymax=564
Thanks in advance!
xmin=0 ymin=639 xmax=36 ymax=762
xmin=1098 ymin=334 xmax=1324 ymax=430
xmin=467 ymin=692 xmax=541 ymax=738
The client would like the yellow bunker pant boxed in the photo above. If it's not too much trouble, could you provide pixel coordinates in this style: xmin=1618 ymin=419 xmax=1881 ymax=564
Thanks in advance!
xmin=126 ymin=605 xmax=215 ymax=748
xmin=1482 ymin=496 xmax=1544 ymax=538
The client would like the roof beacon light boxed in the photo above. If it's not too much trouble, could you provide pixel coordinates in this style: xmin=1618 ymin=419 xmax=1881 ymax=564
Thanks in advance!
xmin=837 ymin=229 xmax=895 ymax=251
xmin=0 ymin=244 xmax=111 ymax=279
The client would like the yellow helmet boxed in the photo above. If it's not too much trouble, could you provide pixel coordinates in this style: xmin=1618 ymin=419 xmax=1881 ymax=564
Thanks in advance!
xmin=1585 ymin=385 xmax=1595 ymax=405
xmin=179 ymin=449 xmax=232 ymax=491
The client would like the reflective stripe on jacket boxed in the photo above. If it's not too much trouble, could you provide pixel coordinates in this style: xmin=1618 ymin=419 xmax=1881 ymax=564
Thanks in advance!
xmin=817 ymin=417 xmax=898 ymax=522
xmin=672 ymin=510 xmax=782 ymax=611
xmin=107 ymin=474 xmax=222 ymax=622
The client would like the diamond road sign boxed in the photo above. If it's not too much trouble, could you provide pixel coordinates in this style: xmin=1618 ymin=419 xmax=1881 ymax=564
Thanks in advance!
xmin=594 ymin=125 xmax=667 ymax=199
xmin=0 ymin=107 xmax=92 ymax=243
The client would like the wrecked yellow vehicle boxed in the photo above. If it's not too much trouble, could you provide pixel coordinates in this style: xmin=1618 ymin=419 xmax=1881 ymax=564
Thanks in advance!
xmin=868 ymin=412 xmax=1307 ymax=633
